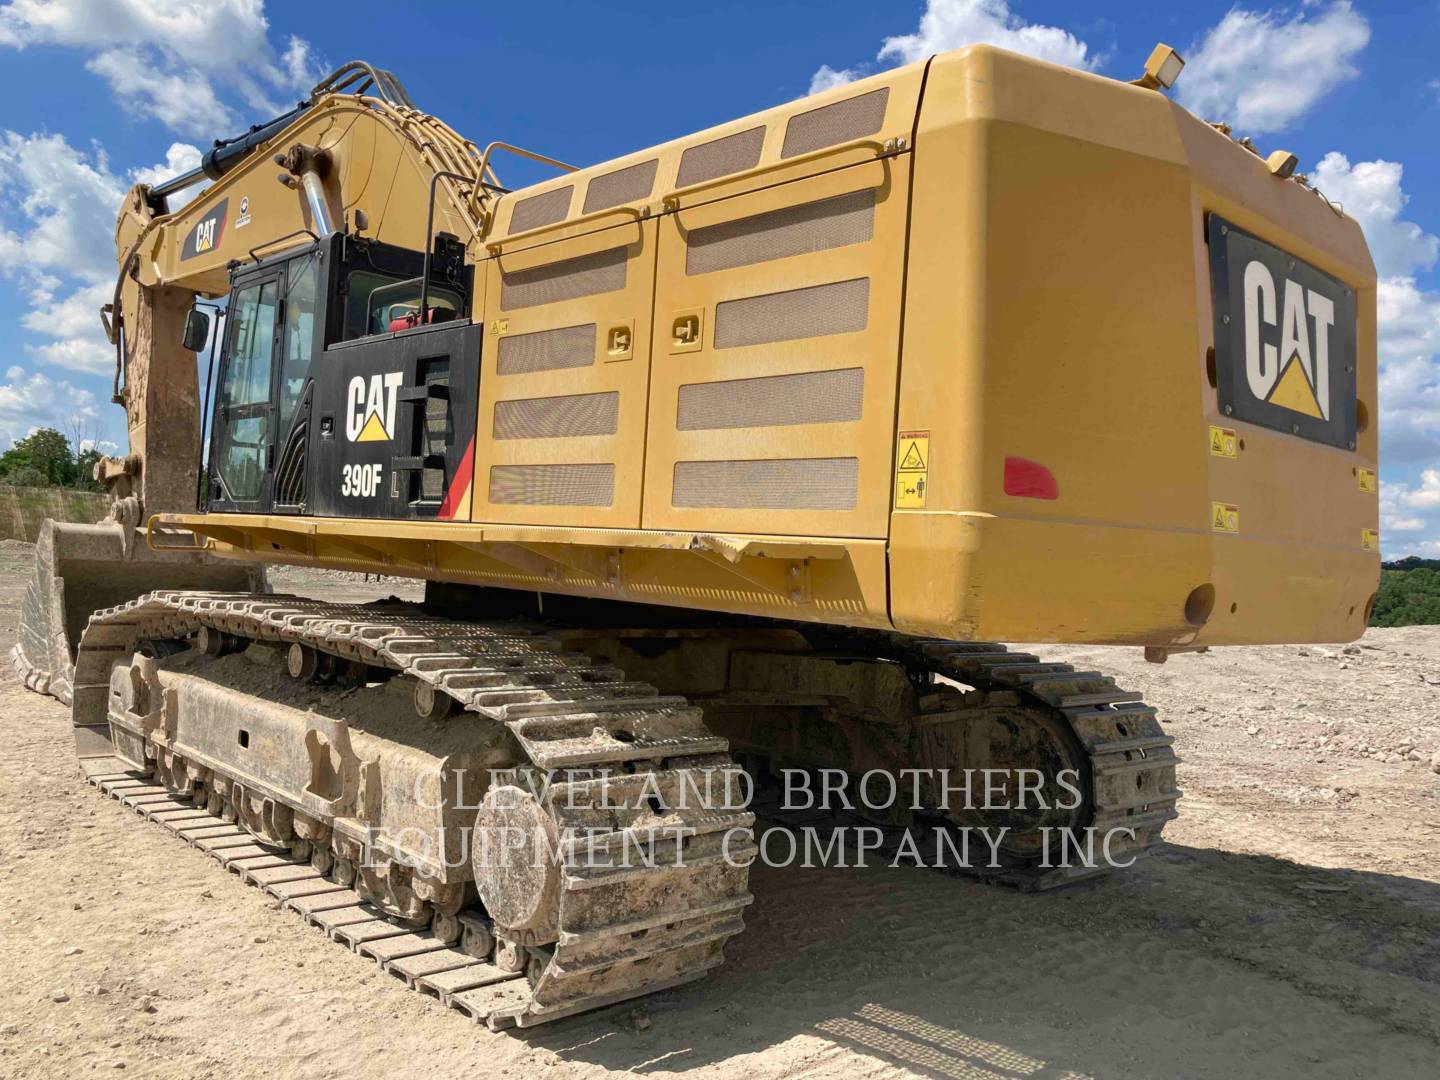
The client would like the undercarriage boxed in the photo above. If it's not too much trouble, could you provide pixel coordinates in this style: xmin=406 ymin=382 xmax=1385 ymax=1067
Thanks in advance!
xmin=73 ymin=589 xmax=1178 ymax=1027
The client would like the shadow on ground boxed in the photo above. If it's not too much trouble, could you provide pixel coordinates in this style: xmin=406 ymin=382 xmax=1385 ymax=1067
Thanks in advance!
xmin=520 ymin=835 xmax=1440 ymax=1079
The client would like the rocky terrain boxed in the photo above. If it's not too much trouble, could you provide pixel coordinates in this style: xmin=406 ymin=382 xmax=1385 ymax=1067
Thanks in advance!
xmin=0 ymin=545 xmax=1437 ymax=1079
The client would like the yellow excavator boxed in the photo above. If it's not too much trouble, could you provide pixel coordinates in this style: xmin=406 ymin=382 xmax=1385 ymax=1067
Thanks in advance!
xmin=14 ymin=45 xmax=1377 ymax=1029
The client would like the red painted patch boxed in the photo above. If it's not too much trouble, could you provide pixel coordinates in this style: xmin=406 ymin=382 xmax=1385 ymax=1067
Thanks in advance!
xmin=1003 ymin=456 xmax=1059 ymax=500
xmin=437 ymin=436 xmax=475 ymax=520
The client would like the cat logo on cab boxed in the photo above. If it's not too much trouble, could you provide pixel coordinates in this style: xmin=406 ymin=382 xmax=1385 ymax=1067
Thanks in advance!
xmin=347 ymin=373 xmax=404 ymax=442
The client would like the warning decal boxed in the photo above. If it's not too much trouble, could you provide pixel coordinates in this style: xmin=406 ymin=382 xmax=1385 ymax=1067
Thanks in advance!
xmin=895 ymin=430 xmax=929 ymax=509
xmin=1361 ymin=529 xmax=1379 ymax=552
xmin=1209 ymin=425 xmax=1238 ymax=459
xmin=1211 ymin=502 xmax=1240 ymax=533
xmin=1358 ymin=467 xmax=1377 ymax=494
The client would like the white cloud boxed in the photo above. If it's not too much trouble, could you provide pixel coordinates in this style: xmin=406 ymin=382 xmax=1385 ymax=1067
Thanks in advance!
xmin=0 ymin=368 xmax=100 ymax=447
xmin=1381 ymin=473 xmax=1440 ymax=557
xmin=0 ymin=0 xmax=323 ymax=137
xmin=1310 ymin=154 xmax=1438 ymax=278
xmin=0 ymin=131 xmax=125 ymax=281
xmin=878 ymin=0 xmax=1094 ymax=70
xmin=1177 ymin=2 xmax=1369 ymax=134
xmin=21 ymin=280 xmax=109 ymax=343
xmin=1289 ymin=151 xmax=1440 ymax=560
xmin=1305 ymin=153 xmax=1440 ymax=472
xmin=87 ymin=49 xmax=234 ymax=136
xmin=807 ymin=0 xmax=1094 ymax=95
xmin=1402 ymin=470 xmax=1440 ymax=510
xmin=129 ymin=142 xmax=209 ymax=208
xmin=280 ymin=35 xmax=319 ymax=89
xmin=808 ymin=65 xmax=865 ymax=96
xmin=23 ymin=337 xmax=113 ymax=376
xmin=0 ymin=133 xmax=206 ymax=399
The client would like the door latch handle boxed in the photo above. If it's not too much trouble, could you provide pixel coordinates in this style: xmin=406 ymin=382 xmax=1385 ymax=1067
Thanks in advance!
xmin=670 ymin=310 xmax=703 ymax=354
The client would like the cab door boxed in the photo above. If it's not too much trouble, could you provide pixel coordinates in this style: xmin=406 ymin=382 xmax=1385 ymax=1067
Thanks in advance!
xmin=270 ymin=249 xmax=321 ymax=513
xmin=208 ymin=268 xmax=283 ymax=512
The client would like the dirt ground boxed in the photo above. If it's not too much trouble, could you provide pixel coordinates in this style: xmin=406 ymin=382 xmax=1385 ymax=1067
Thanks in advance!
xmin=1 ymin=544 xmax=1438 ymax=1079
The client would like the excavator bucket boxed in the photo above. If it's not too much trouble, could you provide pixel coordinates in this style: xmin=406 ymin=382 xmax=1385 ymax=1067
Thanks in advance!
xmin=13 ymin=518 xmax=261 ymax=704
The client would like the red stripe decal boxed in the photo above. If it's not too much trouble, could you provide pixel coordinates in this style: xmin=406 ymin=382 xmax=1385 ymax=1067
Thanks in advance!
xmin=438 ymin=436 xmax=475 ymax=520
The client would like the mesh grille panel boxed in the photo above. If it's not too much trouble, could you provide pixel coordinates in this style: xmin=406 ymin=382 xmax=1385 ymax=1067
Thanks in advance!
xmin=493 ymin=391 xmax=619 ymax=440
xmin=496 ymin=324 xmax=596 ymax=375
xmin=672 ymin=458 xmax=858 ymax=510
xmin=508 ymin=186 xmax=573 ymax=234
xmin=676 ymin=126 xmax=766 ymax=187
xmin=583 ymin=159 xmax=658 ymax=213
xmin=489 ymin=463 xmax=615 ymax=506
xmin=782 ymin=88 xmax=890 ymax=158
xmin=686 ymin=189 xmax=875 ymax=276
xmin=714 ymin=278 xmax=869 ymax=349
xmin=677 ymin=368 xmax=863 ymax=430
xmin=500 ymin=247 xmax=627 ymax=311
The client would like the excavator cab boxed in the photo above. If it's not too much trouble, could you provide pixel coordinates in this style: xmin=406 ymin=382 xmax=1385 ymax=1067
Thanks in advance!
xmin=203 ymin=231 xmax=479 ymax=521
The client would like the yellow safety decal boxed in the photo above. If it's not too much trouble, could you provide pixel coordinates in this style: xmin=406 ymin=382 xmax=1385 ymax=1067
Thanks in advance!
xmin=1209 ymin=425 xmax=1237 ymax=458
xmin=1357 ymin=467 xmax=1377 ymax=494
xmin=489 ymin=318 xmax=509 ymax=335
xmin=1361 ymin=529 xmax=1379 ymax=552
xmin=1211 ymin=502 xmax=1240 ymax=533
xmin=894 ymin=430 xmax=929 ymax=509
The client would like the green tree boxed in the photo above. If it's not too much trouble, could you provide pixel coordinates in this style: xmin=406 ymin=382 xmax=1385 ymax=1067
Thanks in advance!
xmin=4 ymin=465 xmax=47 ymax=487
xmin=73 ymin=446 xmax=105 ymax=492
xmin=0 ymin=427 xmax=77 ymax=486
xmin=1371 ymin=567 xmax=1440 ymax=627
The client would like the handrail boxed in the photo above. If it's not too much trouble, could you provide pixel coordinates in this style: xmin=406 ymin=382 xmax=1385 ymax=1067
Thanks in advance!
xmin=662 ymin=137 xmax=891 ymax=211
xmin=418 ymin=169 xmax=475 ymax=330
xmin=311 ymin=61 xmax=416 ymax=109
xmin=485 ymin=203 xmax=643 ymax=255
xmin=192 ymin=299 xmax=225 ymax=511
xmin=146 ymin=515 xmax=209 ymax=552
xmin=470 ymin=141 xmax=578 ymax=220
xmin=247 ymin=228 xmax=318 ymax=263
xmin=478 ymin=137 xmax=896 ymax=253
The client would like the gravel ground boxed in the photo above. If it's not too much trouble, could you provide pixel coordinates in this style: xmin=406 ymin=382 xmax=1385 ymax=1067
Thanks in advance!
xmin=0 ymin=548 xmax=1437 ymax=1079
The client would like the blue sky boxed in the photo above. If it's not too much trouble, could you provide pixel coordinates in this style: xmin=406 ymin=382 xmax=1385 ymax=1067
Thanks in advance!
xmin=1 ymin=0 xmax=1438 ymax=555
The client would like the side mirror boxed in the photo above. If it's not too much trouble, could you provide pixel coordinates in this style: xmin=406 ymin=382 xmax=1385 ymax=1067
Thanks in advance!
xmin=181 ymin=308 xmax=211 ymax=353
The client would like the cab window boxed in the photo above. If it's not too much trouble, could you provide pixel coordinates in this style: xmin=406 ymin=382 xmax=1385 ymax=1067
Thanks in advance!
xmin=279 ymin=253 xmax=319 ymax=433
xmin=343 ymin=271 xmax=462 ymax=340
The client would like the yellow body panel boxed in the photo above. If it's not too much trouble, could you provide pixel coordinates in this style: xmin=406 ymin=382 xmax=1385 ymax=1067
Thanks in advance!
xmin=159 ymin=45 xmax=1380 ymax=647
xmin=474 ymin=218 xmax=657 ymax=528
xmin=887 ymin=48 xmax=1377 ymax=645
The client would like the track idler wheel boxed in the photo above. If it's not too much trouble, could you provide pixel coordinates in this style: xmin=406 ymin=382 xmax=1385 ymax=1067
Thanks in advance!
xmin=472 ymin=785 xmax=560 ymax=939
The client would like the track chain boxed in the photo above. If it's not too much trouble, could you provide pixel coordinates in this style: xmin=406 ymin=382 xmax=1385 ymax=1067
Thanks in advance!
xmin=763 ymin=628 xmax=1181 ymax=890
xmin=72 ymin=591 xmax=755 ymax=1029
